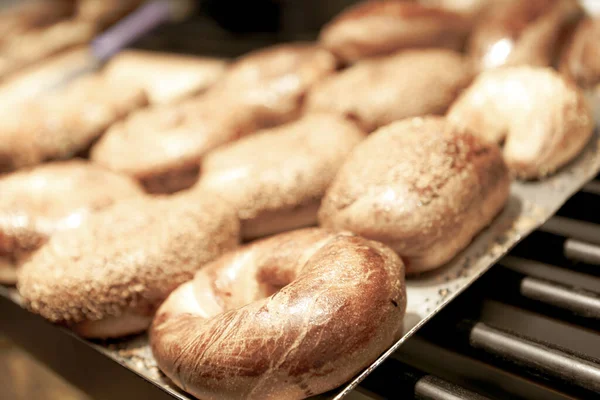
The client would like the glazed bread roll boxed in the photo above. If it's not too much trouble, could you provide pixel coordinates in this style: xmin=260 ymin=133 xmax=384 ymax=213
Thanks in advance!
xmin=468 ymin=0 xmax=583 ymax=70
xmin=0 ymin=73 xmax=147 ymax=173
xmin=319 ymin=0 xmax=470 ymax=64
xmin=210 ymin=42 xmax=337 ymax=128
xmin=307 ymin=49 xmax=473 ymax=132
xmin=447 ymin=66 xmax=594 ymax=179
xmin=91 ymin=95 xmax=261 ymax=194
xmin=559 ymin=17 xmax=600 ymax=89
xmin=18 ymin=193 xmax=240 ymax=338
xmin=151 ymin=228 xmax=406 ymax=400
xmin=319 ymin=117 xmax=510 ymax=274
xmin=103 ymin=50 xmax=228 ymax=105
xmin=0 ymin=160 xmax=143 ymax=284
xmin=196 ymin=114 xmax=366 ymax=239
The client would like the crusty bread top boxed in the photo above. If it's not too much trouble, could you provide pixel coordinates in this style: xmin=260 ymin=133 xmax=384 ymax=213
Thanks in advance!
xmin=197 ymin=113 xmax=366 ymax=220
xmin=18 ymin=193 xmax=240 ymax=324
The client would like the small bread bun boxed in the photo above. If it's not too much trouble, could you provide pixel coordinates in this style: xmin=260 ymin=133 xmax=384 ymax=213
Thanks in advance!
xmin=0 ymin=73 xmax=147 ymax=173
xmin=307 ymin=49 xmax=473 ymax=132
xmin=0 ymin=19 xmax=96 ymax=80
xmin=447 ymin=66 xmax=594 ymax=179
xmin=0 ymin=160 xmax=143 ymax=284
xmin=468 ymin=0 xmax=583 ymax=70
xmin=319 ymin=117 xmax=510 ymax=274
xmin=211 ymin=42 xmax=337 ymax=128
xmin=196 ymin=114 xmax=366 ymax=239
xmin=319 ymin=0 xmax=470 ymax=64
xmin=92 ymin=44 xmax=336 ymax=194
xmin=559 ymin=17 xmax=600 ymax=89
xmin=18 ymin=194 xmax=240 ymax=338
xmin=0 ymin=46 xmax=91 ymax=108
xmin=150 ymin=228 xmax=405 ymax=400
xmin=90 ymin=96 xmax=259 ymax=194
xmin=103 ymin=50 xmax=228 ymax=105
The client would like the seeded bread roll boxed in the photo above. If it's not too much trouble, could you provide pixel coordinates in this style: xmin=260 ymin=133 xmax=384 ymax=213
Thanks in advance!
xmin=0 ymin=73 xmax=147 ymax=173
xmin=307 ymin=49 xmax=473 ymax=132
xmin=18 ymin=193 xmax=240 ymax=338
xmin=0 ymin=160 xmax=143 ymax=284
xmin=197 ymin=114 xmax=366 ymax=239
xmin=319 ymin=0 xmax=470 ymax=64
xmin=151 ymin=228 xmax=405 ymax=400
xmin=319 ymin=117 xmax=510 ymax=274
xmin=447 ymin=66 xmax=593 ymax=179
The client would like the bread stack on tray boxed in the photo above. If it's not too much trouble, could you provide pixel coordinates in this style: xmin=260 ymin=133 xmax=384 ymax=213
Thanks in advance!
xmin=0 ymin=0 xmax=598 ymax=399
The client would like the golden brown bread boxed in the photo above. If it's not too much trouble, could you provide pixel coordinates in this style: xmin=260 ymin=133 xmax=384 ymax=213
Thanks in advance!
xmin=210 ymin=42 xmax=337 ymax=128
xmin=0 ymin=160 xmax=143 ymax=284
xmin=0 ymin=46 xmax=91 ymax=107
xmin=92 ymin=44 xmax=336 ymax=194
xmin=319 ymin=117 xmax=510 ymax=274
xmin=0 ymin=73 xmax=147 ymax=173
xmin=0 ymin=0 xmax=74 ymax=43
xmin=196 ymin=114 xmax=366 ymax=239
xmin=307 ymin=49 xmax=473 ymax=132
xmin=18 ymin=193 xmax=240 ymax=338
xmin=150 ymin=228 xmax=406 ymax=400
xmin=447 ymin=66 xmax=594 ymax=179
xmin=559 ymin=17 xmax=600 ymax=89
xmin=90 ymin=95 xmax=261 ymax=194
xmin=0 ymin=19 xmax=96 ymax=80
xmin=468 ymin=0 xmax=583 ymax=70
xmin=319 ymin=0 xmax=470 ymax=64
xmin=419 ymin=0 xmax=490 ymax=18
xmin=103 ymin=50 xmax=228 ymax=105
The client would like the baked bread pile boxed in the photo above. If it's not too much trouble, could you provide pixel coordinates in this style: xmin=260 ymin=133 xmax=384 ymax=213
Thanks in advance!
xmin=0 ymin=1 xmax=598 ymax=399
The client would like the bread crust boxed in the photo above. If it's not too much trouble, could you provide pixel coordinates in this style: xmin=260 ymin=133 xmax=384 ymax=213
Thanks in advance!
xmin=447 ymin=66 xmax=594 ymax=179
xmin=319 ymin=0 xmax=470 ymax=63
xmin=0 ymin=73 xmax=147 ymax=173
xmin=18 ymin=194 xmax=240 ymax=338
xmin=559 ymin=17 xmax=600 ymax=89
xmin=0 ymin=160 xmax=143 ymax=285
xmin=103 ymin=50 xmax=228 ymax=105
xmin=197 ymin=114 xmax=366 ymax=239
xmin=319 ymin=117 xmax=510 ymax=273
xmin=468 ymin=0 xmax=583 ymax=70
xmin=307 ymin=49 xmax=473 ymax=132
xmin=150 ymin=228 xmax=405 ymax=400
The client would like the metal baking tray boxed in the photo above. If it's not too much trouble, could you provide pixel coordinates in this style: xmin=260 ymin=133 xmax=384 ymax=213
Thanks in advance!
xmin=1 ymin=121 xmax=599 ymax=400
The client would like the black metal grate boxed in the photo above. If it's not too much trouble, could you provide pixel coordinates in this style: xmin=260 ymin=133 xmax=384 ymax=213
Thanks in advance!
xmin=358 ymin=174 xmax=600 ymax=400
